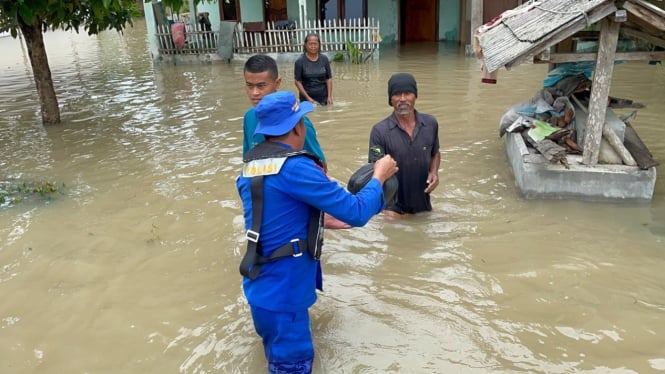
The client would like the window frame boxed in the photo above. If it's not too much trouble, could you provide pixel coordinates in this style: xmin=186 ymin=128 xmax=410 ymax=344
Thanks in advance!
xmin=219 ymin=0 xmax=241 ymax=22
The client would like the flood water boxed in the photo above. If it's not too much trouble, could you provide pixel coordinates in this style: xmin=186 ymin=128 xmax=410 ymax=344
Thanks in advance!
xmin=1 ymin=19 xmax=665 ymax=374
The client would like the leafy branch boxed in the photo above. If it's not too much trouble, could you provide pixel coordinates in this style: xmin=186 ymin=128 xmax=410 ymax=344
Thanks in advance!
xmin=333 ymin=40 xmax=375 ymax=64
xmin=0 ymin=178 xmax=63 ymax=208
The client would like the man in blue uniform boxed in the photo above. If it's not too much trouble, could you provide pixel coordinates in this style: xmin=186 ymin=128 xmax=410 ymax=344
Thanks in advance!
xmin=237 ymin=91 xmax=398 ymax=374
xmin=243 ymin=54 xmax=328 ymax=172
xmin=368 ymin=73 xmax=441 ymax=216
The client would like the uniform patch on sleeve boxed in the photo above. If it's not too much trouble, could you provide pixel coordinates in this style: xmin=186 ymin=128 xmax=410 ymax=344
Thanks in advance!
xmin=242 ymin=157 xmax=287 ymax=177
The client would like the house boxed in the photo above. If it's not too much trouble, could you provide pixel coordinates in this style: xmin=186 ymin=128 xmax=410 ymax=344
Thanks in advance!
xmin=143 ymin=0 xmax=523 ymax=63
xmin=473 ymin=0 xmax=665 ymax=201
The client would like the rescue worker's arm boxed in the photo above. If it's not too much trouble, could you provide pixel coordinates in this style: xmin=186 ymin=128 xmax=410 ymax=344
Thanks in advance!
xmin=323 ymin=213 xmax=351 ymax=229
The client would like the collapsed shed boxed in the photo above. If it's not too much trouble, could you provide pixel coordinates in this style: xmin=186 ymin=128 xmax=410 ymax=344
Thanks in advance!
xmin=474 ymin=0 xmax=665 ymax=201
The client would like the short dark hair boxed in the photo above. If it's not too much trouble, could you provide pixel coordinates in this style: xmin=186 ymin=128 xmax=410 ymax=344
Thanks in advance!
xmin=244 ymin=54 xmax=279 ymax=80
xmin=302 ymin=33 xmax=321 ymax=53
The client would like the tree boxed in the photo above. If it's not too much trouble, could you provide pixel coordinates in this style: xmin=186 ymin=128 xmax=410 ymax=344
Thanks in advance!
xmin=0 ymin=1 xmax=137 ymax=125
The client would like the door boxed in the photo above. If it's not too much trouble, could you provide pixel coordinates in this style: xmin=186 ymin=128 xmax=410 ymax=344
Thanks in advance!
xmin=265 ymin=0 xmax=288 ymax=22
xmin=401 ymin=0 xmax=438 ymax=42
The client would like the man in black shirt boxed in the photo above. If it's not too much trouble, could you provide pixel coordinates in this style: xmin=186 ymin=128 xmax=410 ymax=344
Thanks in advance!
xmin=368 ymin=73 xmax=441 ymax=216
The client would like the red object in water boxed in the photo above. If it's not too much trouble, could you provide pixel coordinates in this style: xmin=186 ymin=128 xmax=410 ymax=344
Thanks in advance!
xmin=171 ymin=22 xmax=186 ymax=48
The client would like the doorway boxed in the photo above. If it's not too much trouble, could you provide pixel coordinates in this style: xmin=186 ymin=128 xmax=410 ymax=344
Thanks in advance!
xmin=400 ymin=0 xmax=439 ymax=42
xmin=264 ymin=0 xmax=288 ymax=22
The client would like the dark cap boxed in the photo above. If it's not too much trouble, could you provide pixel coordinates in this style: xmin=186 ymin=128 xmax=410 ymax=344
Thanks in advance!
xmin=387 ymin=73 xmax=417 ymax=106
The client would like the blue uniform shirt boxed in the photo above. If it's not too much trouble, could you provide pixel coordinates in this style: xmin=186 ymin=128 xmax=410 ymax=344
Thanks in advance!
xmin=237 ymin=143 xmax=384 ymax=312
xmin=243 ymin=107 xmax=326 ymax=162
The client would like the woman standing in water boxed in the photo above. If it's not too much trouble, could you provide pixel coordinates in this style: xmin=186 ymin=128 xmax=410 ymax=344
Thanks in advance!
xmin=294 ymin=33 xmax=333 ymax=105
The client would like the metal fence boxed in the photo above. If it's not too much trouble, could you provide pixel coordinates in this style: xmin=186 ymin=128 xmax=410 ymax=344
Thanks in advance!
xmin=233 ymin=18 xmax=381 ymax=55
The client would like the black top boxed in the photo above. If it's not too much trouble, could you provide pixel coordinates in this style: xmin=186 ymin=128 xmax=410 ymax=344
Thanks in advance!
xmin=368 ymin=110 xmax=440 ymax=214
xmin=294 ymin=54 xmax=332 ymax=105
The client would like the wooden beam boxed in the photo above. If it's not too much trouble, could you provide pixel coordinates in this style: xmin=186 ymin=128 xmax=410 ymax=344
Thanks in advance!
xmin=622 ymin=26 xmax=665 ymax=49
xmin=534 ymin=51 xmax=665 ymax=63
xmin=628 ymin=0 xmax=665 ymax=19
xmin=583 ymin=18 xmax=621 ymax=166
xmin=623 ymin=1 xmax=665 ymax=32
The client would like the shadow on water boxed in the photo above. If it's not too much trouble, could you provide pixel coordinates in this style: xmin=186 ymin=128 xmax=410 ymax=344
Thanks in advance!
xmin=1 ymin=21 xmax=665 ymax=373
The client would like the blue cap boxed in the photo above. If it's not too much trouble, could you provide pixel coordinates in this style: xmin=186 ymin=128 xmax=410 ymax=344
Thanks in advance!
xmin=254 ymin=91 xmax=314 ymax=136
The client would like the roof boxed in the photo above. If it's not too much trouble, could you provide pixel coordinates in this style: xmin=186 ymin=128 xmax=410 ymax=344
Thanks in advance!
xmin=476 ymin=0 xmax=665 ymax=73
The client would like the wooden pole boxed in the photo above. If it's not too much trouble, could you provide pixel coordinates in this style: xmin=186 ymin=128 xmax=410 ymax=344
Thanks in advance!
xmin=602 ymin=126 xmax=637 ymax=166
xmin=582 ymin=17 xmax=620 ymax=165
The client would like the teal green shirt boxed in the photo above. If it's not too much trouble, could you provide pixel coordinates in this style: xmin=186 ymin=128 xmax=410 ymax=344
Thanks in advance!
xmin=242 ymin=107 xmax=326 ymax=162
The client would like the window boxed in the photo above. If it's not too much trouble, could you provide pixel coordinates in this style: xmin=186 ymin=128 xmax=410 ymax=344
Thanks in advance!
xmin=318 ymin=0 xmax=367 ymax=21
xmin=220 ymin=0 xmax=240 ymax=21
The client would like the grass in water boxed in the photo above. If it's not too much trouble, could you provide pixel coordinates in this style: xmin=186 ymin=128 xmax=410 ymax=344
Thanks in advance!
xmin=0 ymin=178 xmax=64 ymax=208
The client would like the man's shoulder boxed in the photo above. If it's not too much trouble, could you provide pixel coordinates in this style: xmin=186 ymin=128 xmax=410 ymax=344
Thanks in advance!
xmin=243 ymin=107 xmax=257 ymax=129
xmin=416 ymin=111 xmax=438 ymax=125
xmin=244 ymin=107 xmax=256 ymax=118
xmin=371 ymin=114 xmax=397 ymax=130
xmin=303 ymin=115 xmax=315 ymax=127
xmin=282 ymin=152 xmax=323 ymax=173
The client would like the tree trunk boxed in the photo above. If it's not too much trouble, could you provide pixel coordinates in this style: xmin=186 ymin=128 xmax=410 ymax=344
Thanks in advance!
xmin=18 ymin=16 xmax=60 ymax=125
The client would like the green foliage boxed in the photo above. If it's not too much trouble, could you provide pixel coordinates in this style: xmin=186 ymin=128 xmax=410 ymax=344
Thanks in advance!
xmin=0 ymin=178 xmax=63 ymax=208
xmin=143 ymin=0 xmax=213 ymax=15
xmin=340 ymin=40 xmax=374 ymax=64
xmin=0 ymin=0 xmax=138 ymax=36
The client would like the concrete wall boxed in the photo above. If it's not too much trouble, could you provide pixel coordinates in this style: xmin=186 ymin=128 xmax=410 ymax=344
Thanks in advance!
xmin=196 ymin=3 xmax=220 ymax=29
xmin=369 ymin=0 xmax=398 ymax=43
xmin=241 ymin=0 xmax=264 ymax=22
xmin=143 ymin=2 xmax=159 ymax=59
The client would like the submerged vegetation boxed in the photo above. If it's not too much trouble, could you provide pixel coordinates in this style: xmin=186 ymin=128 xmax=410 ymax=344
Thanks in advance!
xmin=333 ymin=40 xmax=376 ymax=64
xmin=0 ymin=178 xmax=63 ymax=208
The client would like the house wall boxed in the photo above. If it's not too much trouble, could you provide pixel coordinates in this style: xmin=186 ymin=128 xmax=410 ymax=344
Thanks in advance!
xmin=241 ymin=0 xmax=264 ymax=22
xmin=197 ymin=3 xmax=220 ymax=28
xmin=144 ymin=2 xmax=159 ymax=58
xmin=286 ymin=0 xmax=399 ymax=44
xmin=369 ymin=0 xmax=398 ymax=43
xmin=286 ymin=0 xmax=313 ymax=24
xmin=439 ymin=0 xmax=460 ymax=41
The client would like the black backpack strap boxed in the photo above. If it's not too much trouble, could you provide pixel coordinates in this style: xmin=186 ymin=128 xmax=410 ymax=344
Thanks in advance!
xmin=239 ymin=176 xmax=264 ymax=280
xmin=307 ymin=208 xmax=324 ymax=260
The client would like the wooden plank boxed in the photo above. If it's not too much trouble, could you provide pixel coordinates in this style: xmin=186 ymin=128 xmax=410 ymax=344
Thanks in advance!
xmin=583 ymin=18 xmax=621 ymax=165
xmin=503 ymin=3 xmax=618 ymax=71
xmin=503 ymin=1 xmax=603 ymax=43
xmin=602 ymin=126 xmax=637 ymax=166
xmin=534 ymin=51 xmax=665 ymax=63
xmin=627 ymin=0 xmax=665 ymax=20
xmin=623 ymin=1 xmax=665 ymax=32
xmin=624 ymin=121 xmax=659 ymax=169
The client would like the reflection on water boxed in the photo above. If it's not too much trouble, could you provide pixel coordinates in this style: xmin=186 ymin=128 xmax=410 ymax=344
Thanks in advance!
xmin=1 ymin=20 xmax=665 ymax=374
